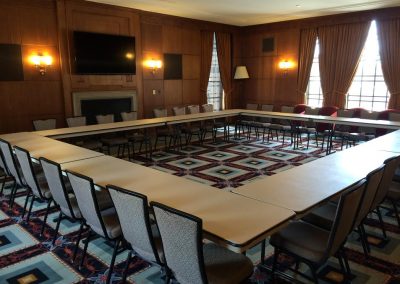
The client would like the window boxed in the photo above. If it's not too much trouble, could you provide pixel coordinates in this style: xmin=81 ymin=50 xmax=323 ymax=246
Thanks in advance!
xmin=305 ymin=21 xmax=390 ymax=111
xmin=346 ymin=21 xmax=390 ymax=111
xmin=305 ymin=40 xmax=323 ymax=107
xmin=207 ymin=33 xmax=224 ymax=110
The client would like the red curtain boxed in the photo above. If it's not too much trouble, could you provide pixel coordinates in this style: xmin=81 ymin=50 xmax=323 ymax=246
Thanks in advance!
xmin=318 ymin=22 xmax=370 ymax=108
xmin=200 ymin=31 xmax=214 ymax=104
xmin=216 ymin=32 xmax=232 ymax=109
xmin=376 ymin=19 xmax=400 ymax=109
xmin=296 ymin=28 xmax=318 ymax=104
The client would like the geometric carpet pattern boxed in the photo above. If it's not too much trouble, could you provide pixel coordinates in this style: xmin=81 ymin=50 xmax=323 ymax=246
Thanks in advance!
xmin=0 ymin=133 xmax=399 ymax=283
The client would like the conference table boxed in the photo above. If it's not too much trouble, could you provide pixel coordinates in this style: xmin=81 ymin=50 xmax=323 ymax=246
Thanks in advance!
xmin=60 ymin=155 xmax=294 ymax=252
xmin=0 ymin=132 xmax=104 ymax=164
xmin=2 ymin=109 xmax=400 ymax=253
xmin=233 ymin=147 xmax=398 ymax=214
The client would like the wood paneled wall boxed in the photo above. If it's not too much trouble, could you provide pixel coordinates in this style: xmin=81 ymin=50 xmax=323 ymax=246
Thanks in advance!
xmin=2 ymin=1 xmax=400 ymax=134
xmin=239 ymin=7 xmax=400 ymax=110
xmin=0 ymin=0 xmax=63 ymax=133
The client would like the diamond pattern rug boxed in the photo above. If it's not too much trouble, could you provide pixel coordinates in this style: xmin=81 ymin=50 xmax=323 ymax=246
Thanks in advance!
xmin=0 ymin=133 xmax=399 ymax=283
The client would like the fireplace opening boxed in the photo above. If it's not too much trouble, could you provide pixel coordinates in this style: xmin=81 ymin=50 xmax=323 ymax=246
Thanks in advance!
xmin=81 ymin=98 xmax=132 ymax=125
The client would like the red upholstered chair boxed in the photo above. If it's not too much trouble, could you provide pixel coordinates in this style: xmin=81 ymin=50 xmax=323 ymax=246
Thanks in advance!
xmin=376 ymin=109 xmax=400 ymax=137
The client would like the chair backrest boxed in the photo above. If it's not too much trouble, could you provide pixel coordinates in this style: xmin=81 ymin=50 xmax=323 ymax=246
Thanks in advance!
xmin=172 ymin=106 xmax=186 ymax=116
xmin=304 ymin=107 xmax=320 ymax=127
xmin=388 ymin=112 xmax=400 ymax=122
xmin=96 ymin=114 xmax=114 ymax=124
xmin=14 ymin=146 xmax=44 ymax=199
xmin=151 ymin=202 xmax=207 ymax=284
xmin=201 ymin=104 xmax=214 ymax=113
xmin=40 ymin=157 xmax=79 ymax=219
xmin=33 ymin=119 xmax=56 ymax=131
xmin=107 ymin=185 xmax=162 ymax=264
xmin=66 ymin=116 xmax=86 ymax=127
xmin=355 ymin=165 xmax=385 ymax=226
xmin=0 ymin=139 xmax=24 ymax=186
xmin=371 ymin=155 xmax=400 ymax=210
xmin=327 ymin=179 xmax=366 ymax=256
xmin=246 ymin=103 xmax=258 ymax=110
xmin=359 ymin=111 xmax=379 ymax=134
xmin=66 ymin=170 xmax=109 ymax=238
xmin=153 ymin=108 xmax=168 ymax=118
xmin=261 ymin=104 xmax=273 ymax=112
xmin=0 ymin=150 xmax=8 ymax=175
xmin=121 ymin=111 xmax=137 ymax=121
xmin=337 ymin=109 xmax=355 ymax=118
xmin=187 ymin=105 xmax=200 ymax=114
xmin=281 ymin=106 xmax=294 ymax=113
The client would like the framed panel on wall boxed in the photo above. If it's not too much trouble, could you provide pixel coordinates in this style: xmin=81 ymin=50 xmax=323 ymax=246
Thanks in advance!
xmin=0 ymin=44 xmax=24 ymax=81
xmin=164 ymin=53 xmax=182 ymax=80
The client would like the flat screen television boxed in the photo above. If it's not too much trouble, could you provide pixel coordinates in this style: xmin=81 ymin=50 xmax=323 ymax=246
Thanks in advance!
xmin=73 ymin=31 xmax=136 ymax=75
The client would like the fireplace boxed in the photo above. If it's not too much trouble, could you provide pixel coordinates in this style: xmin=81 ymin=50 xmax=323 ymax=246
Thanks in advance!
xmin=72 ymin=91 xmax=137 ymax=125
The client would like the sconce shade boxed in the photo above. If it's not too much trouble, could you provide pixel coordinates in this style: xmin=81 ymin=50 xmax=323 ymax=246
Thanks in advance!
xmin=29 ymin=53 xmax=53 ymax=75
xmin=144 ymin=59 xmax=162 ymax=75
xmin=278 ymin=60 xmax=294 ymax=70
xmin=234 ymin=66 xmax=249 ymax=79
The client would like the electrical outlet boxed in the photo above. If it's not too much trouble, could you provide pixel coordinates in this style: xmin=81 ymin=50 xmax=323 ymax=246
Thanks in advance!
xmin=152 ymin=89 xmax=157 ymax=95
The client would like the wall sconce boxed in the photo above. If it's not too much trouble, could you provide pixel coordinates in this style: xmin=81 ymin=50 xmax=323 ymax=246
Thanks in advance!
xmin=29 ymin=53 xmax=53 ymax=75
xmin=234 ymin=66 xmax=250 ymax=79
xmin=144 ymin=59 xmax=162 ymax=75
xmin=278 ymin=59 xmax=294 ymax=75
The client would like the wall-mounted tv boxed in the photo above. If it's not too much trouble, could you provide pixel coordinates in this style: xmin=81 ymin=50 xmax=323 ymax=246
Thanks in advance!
xmin=73 ymin=31 xmax=136 ymax=75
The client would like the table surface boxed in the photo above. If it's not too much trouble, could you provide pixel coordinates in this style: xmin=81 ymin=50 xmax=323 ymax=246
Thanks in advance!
xmin=34 ymin=109 xmax=400 ymax=139
xmin=61 ymin=155 xmax=294 ymax=252
xmin=3 ymin=114 xmax=400 ymax=251
xmin=233 ymin=146 xmax=398 ymax=213
xmin=0 ymin=132 xmax=104 ymax=164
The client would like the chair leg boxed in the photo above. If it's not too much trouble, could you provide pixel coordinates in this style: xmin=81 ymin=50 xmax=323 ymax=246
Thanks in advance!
xmin=260 ymin=239 xmax=266 ymax=264
xmin=21 ymin=192 xmax=32 ymax=218
xmin=26 ymin=195 xmax=36 ymax=222
xmin=40 ymin=199 xmax=52 ymax=236
xmin=79 ymin=229 xmax=93 ymax=269
xmin=358 ymin=225 xmax=369 ymax=257
xmin=271 ymin=248 xmax=279 ymax=276
xmin=72 ymin=222 xmax=85 ymax=263
xmin=122 ymin=250 xmax=133 ymax=283
xmin=106 ymin=239 xmax=121 ymax=284
xmin=0 ymin=176 xmax=5 ymax=195
xmin=360 ymin=223 xmax=371 ymax=253
xmin=8 ymin=181 xmax=17 ymax=208
xmin=52 ymin=211 xmax=63 ymax=245
xmin=376 ymin=207 xmax=387 ymax=239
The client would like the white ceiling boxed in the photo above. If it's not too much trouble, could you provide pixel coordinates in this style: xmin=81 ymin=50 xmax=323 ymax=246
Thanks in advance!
xmin=87 ymin=0 xmax=400 ymax=26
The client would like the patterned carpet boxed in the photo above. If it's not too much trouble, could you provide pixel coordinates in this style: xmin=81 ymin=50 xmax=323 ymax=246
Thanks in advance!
xmin=0 ymin=133 xmax=399 ymax=283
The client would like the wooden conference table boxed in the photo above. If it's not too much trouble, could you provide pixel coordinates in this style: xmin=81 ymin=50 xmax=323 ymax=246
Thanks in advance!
xmin=2 ymin=109 xmax=400 ymax=252
xmin=233 ymin=146 xmax=398 ymax=214
xmin=60 ymin=155 xmax=294 ymax=252
xmin=0 ymin=132 xmax=103 ymax=164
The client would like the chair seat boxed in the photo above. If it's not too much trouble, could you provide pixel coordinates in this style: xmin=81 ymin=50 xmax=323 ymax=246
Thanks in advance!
xmin=204 ymin=242 xmax=253 ymax=284
xmin=97 ymin=207 xmax=122 ymax=239
xmin=253 ymin=122 xmax=271 ymax=128
xmin=269 ymin=124 xmax=291 ymax=131
xmin=127 ymin=133 xmax=147 ymax=142
xmin=101 ymin=136 xmax=129 ymax=146
xmin=299 ymin=127 xmax=316 ymax=133
xmin=37 ymin=175 xmax=52 ymax=199
xmin=302 ymin=203 xmax=336 ymax=231
xmin=213 ymin=121 xmax=226 ymax=128
xmin=96 ymin=188 xmax=114 ymax=210
xmin=181 ymin=126 xmax=201 ymax=133
xmin=156 ymin=127 xmax=174 ymax=136
xmin=64 ymin=193 xmax=82 ymax=219
xmin=270 ymin=221 xmax=330 ymax=264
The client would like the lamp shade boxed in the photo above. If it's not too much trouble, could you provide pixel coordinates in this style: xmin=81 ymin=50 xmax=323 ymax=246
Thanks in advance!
xmin=234 ymin=66 xmax=249 ymax=79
